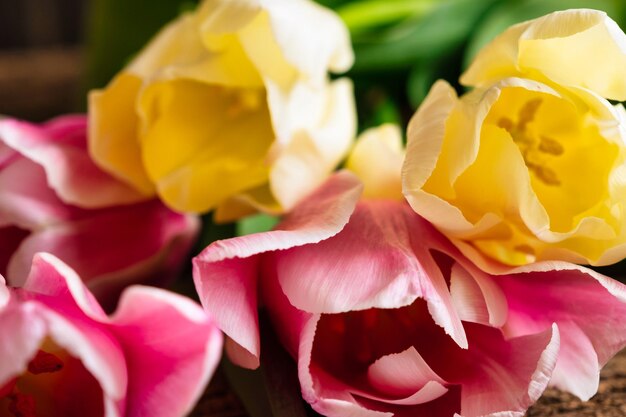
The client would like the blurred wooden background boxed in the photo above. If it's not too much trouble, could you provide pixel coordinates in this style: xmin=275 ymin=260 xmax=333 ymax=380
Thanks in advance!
xmin=0 ymin=0 xmax=85 ymax=120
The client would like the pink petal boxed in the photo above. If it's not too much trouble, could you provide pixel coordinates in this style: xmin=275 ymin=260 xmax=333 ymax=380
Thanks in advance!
xmin=453 ymin=324 xmax=559 ymax=417
xmin=366 ymin=347 xmax=447 ymax=402
xmin=0 ymin=157 xmax=77 ymax=228
xmin=0 ymin=117 xmax=144 ymax=209
xmin=449 ymin=262 xmax=507 ymax=327
xmin=0 ymin=276 xmax=8 ymax=308
xmin=0 ymin=303 xmax=47 ymax=384
xmin=22 ymin=253 xmax=107 ymax=321
xmin=276 ymin=201 xmax=468 ymax=348
xmin=110 ymin=286 xmax=223 ymax=417
xmin=193 ymin=171 xmax=362 ymax=368
xmin=497 ymin=262 xmax=626 ymax=400
xmin=37 ymin=308 xmax=128 ymax=408
xmin=8 ymin=202 xmax=198 ymax=308
xmin=19 ymin=254 xmax=129 ymax=405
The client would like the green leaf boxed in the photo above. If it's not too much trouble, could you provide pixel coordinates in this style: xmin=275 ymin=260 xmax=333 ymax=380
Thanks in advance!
xmin=351 ymin=0 xmax=498 ymax=72
xmin=236 ymin=213 xmax=280 ymax=236
xmin=338 ymin=0 xmax=437 ymax=36
xmin=464 ymin=0 xmax=625 ymax=69
xmin=407 ymin=62 xmax=439 ymax=109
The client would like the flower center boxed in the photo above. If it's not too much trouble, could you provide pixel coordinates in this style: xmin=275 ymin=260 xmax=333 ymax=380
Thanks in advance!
xmin=497 ymin=98 xmax=564 ymax=186
xmin=0 ymin=350 xmax=64 ymax=417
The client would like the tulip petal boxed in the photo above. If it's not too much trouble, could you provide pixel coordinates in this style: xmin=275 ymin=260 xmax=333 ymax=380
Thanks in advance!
xmin=0 ymin=276 xmax=8 ymax=308
xmin=346 ymin=124 xmax=404 ymax=201
xmin=0 ymin=304 xmax=47 ymax=384
xmin=276 ymin=201 xmax=468 ymax=348
xmin=462 ymin=9 xmax=626 ymax=101
xmin=455 ymin=323 xmax=559 ymax=417
xmin=450 ymin=262 xmax=508 ymax=327
xmin=110 ymin=286 xmax=222 ymax=417
xmin=193 ymin=171 xmax=362 ymax=367
xmin=268 ymin=78 xmax=356 ymax=211
xmin=8 ymin=202 xmax=198 ymax=303
xmin=23 ymin=253 xmax=107 ymax=321
xmin=0 ymin=157 xmax=76 ymax=228
xmin=497 ymin=262 xmax=626 ymax=400
xmin=139 ymin=79 xmax=273 ymax=214
xmin=0 ymin=117 xmax=144 ymax=209
xmin=229 ymin=0 xmax=352 ymax=87
xmin=88 ymin=74 xmax=155 ymax=196
xmin=366 ymin=347 xmax=447 ymax=403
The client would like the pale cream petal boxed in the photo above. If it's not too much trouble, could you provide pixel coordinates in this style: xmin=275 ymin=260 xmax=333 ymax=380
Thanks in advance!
xmin=462 ymin=10 xmax=626 ymax=100
xmin=346 ymin=124 xmax=404 ymax=200
xmin=197 ymin=0 xmax=261 ymax=35
xmin=403 ymin=80 xmax=458 ymax=195
xmin=259 ymin=0 xmax=353 ymax=79
xmin=518 ymin=9 xmax=626 ymax=100
xmin=268 ymin=78 xmax=356 ymax=210
xmin=460 ymin=20 xmax=530 ymax=88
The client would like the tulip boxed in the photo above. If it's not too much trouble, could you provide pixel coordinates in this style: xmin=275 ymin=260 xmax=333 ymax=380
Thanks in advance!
xmin=0 ymin=116 xmax=199 ymax=307
xmin=0 ymin=253 xmax=222 ymax=417
xmin=89 ymin=0 xmax=355 ymax=219
xmin=194 ymin=166 xmax=626 ymax=415
xmin=403 ymin=9 xmax=626 ymax=266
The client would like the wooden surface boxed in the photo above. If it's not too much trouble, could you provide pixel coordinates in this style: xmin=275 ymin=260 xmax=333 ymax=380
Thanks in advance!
xmin=191 ymin=349 xmax=626 ymax=417
xmin=0 ymin=47 xmax=84 ymax=121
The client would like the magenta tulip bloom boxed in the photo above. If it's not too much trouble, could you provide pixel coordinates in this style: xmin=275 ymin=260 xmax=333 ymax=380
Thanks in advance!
xmin=0 ymin=116 xmax=199 ymax=306
xmin=194 ymin=172 xmax=626 ymax=416
xmin=0 ymin=253 xmax=222 ymax=417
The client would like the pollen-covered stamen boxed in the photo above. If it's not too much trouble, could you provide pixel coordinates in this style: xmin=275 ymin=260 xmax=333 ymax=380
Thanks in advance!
xmin=497 ymin=99 xmax=563 ymax=186
xmin=27 ymin=350 xmax=64 ymax=375
xmin=7 ymin=393 xmax=36 ymax=417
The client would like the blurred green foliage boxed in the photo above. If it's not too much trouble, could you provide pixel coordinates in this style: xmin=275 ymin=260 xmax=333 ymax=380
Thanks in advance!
xmin=84 ymin=0 xmax=199 ymax=89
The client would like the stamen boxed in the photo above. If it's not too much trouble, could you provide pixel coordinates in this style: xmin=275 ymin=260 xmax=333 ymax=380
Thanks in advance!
xmin=497 ymin=117 xmax=514 ymax=131
xmin=27 ymin=350 xmax=63 ymax=375
xmin=517 ymin=98 xmax=542 ymax=129
xmin=496 ymin=98 xmax=563 ymax=186
xmin=533 ymin=166 xmax=561 ymax=186
xmin=8 ymin=393 xmax=36 ymax=417
xmin=538 ymin=136 xmax=564 ymax=155
xmin=514 ymin=244 xmax=535 ymax=256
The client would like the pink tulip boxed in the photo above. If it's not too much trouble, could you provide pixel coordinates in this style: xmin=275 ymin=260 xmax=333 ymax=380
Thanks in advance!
xmin=194 ymin=172 xmax=626 ymax=416
xmin=0 ymin=115 xmax=199 ymax=307
xmin=0 ymin=253 xmax=222 ymax=417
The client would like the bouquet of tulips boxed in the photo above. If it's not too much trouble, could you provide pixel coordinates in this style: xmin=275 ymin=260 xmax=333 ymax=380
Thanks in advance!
xmin=3 ymin=0 xmax=626 ymax=416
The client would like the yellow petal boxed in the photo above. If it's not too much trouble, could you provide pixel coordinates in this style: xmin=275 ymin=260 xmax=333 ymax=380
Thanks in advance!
xmin=346 ymin=124 xmax=404 ymax=200
xmin=88 ymin=73 xmax=154 ymax=195
xmin=129 ymin=12 xmax=262 ymax=88
xmin=139 ymin=79 xmax=274 ymax=213
xmin=462 ymin=9 xmax=626 ymax=101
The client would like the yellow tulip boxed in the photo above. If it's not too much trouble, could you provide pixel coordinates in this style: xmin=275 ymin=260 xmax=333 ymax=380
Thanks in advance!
xmin=89 ymin=0 xmax=355 ymax=219
xmin=403 ymin=9 xmax=626 ymax=267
